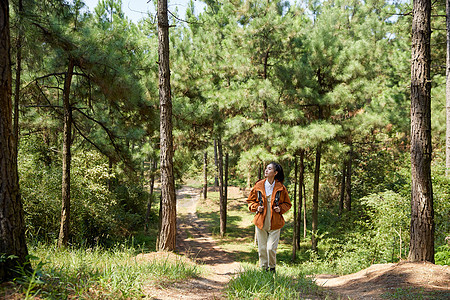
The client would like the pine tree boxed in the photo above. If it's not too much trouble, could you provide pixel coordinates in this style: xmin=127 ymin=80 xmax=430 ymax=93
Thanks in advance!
xmin=409 ymin=0 xmax=435 ymax=263
xmin=157 ymin=0 xmax=176 ymax=251
xmin=0 ymin=0 xmax=29 ymax=282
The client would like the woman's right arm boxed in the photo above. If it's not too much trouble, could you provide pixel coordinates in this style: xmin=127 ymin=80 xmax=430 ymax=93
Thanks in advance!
xmin=246 ymin=187 xmax=259 ymax=212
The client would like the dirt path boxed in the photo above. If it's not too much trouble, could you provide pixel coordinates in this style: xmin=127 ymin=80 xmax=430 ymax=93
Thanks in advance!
xmin=144 ymin=186 xmax=450 ymax=300
xmin=146 ymin=186 xmax=241 ymax=300
xmin=315 ymin=261 xmax=450 ymax=299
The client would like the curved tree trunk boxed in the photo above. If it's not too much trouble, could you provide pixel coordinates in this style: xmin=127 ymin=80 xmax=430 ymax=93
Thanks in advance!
xmin=409 ymin=0 xmax=434 ymax=263
xmin=157 ymin=0 xmax=176 ymax=251
xmin=0 ymin=0 xmax=29 ymax=281
xmin=58 ymin=59 xmax=74 ymax=248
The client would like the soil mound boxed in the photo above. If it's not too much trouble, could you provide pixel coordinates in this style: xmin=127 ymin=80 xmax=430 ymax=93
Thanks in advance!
xmin=315 ymin=261 xmax=450 ymax=299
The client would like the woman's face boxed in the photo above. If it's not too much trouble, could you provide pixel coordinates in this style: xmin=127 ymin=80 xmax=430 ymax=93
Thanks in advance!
xmin=264 ymin=164 xmax=278 ymax=179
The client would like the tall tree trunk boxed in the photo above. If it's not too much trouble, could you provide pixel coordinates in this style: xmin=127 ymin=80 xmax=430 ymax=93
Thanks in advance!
xmin=156 ymin=194 xmax=162 ymax=250
xmin=408 ymin=0 xmax=434 ymax=263
xmin=214 ymin=139 xmax=219 ymax=187
xmin=311 ymin=143 xmax=322 ymax=252
xmin=344 ymin=143 xmax=352 ymax=212
xmin=203 ymin=151 xmax=207 ymax=199
xmin=303 ymin=181 xmax=307 ymax=239
xmin=107 ymin=157 xmax=113 ymax=191
xmin=292 ymin=156 xmax=298 ymax=261
xmin=157 ymin=0 xmax=176 ymax=251
xmin=446 ymin=0 xmax=450 ymax=176
xmin=145 ymin=158 xmax=157 ymax=233
xmin=58 ymin=59 xmax=74 ymax=248
xmin=218 ymin=137 xmax=226 ymax=237
xmin=297 ymin=150 xmax=304 ymax=248
xmin=13 ymin=0 xmax=22 ymax=150
xmin=339 ymin=159 xmax=345 ymax=216
xmin=0 ymin=0 xmax=29 ymax=281
xmin=224 ymin=152 xmax=228 ymax=203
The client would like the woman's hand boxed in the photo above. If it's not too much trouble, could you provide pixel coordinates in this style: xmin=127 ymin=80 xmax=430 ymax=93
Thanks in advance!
xmin=274 ymin=206 xmax=281 ymax=213
xmin=257 ymin=206 xmax=264 ymax=213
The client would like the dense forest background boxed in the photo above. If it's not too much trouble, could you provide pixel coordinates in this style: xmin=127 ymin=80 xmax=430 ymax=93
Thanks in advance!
xmin=4 ymin=0 xmax=450 ymax=279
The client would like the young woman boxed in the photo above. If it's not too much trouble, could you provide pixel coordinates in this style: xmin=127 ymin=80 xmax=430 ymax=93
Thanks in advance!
xmin=247 ymin=162 xmax=292 ymax=272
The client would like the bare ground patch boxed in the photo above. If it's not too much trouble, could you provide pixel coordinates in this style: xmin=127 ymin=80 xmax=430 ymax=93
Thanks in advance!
xmin=143 ymin=186 xmax=241 ymax=300
xmin=315 ymin=261 xmax=450 ymax=299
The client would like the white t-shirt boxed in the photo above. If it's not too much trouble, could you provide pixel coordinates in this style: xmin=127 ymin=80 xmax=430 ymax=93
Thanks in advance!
xmin=263 ymin=179 xmax=275 ymax=230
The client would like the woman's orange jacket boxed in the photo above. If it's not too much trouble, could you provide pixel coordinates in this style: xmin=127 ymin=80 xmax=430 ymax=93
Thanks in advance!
xmin=246 ymin=179 xmax=292 ymax=230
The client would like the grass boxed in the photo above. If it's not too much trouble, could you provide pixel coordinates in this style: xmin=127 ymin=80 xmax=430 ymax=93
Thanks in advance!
xmin=3 ymin=243 xmax=202 ymax=299
xmin=197 ymin=189 xmax=335 ymax=299
xmin=226 ymin=263 xmax=329 ymax=300
xmin=381 ymin=287 xmax=450 ymax=300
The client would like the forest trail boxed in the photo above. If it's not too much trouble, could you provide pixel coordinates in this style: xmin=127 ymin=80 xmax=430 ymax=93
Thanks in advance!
xmin=143 ymin=185 xmax=450 ymax=300
xmin=144 ymin=185 xmax=241 ymax=299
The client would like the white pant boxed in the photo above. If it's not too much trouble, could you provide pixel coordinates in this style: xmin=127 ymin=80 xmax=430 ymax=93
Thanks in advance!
xmin=256 ymin=226 xmax=281 ymax=269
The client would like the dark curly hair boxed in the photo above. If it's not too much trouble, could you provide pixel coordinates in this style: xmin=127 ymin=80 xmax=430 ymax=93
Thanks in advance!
xmin=269 ymin=162 xmax=284 ymax=183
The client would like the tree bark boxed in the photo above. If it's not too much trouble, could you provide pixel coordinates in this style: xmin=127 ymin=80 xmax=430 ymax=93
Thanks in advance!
xmin=156 ymin=193 xmax=162 ymax=250
xmin=224 ymin=152 xmax=228 ymax=203
xmin=344 ymin=143 xmax=352 ymax=212
xmin=446 ymin=0 xmax=450 ymax=176
xmin=303 ymin=181 xmax=307 ymax=239
xmin=13 ymin=0 xmax=22 ymax=150
xmin=297 ymin=150 xmax=304 ymax=248
xmin=157 ymin=0 xmax=176 ymax=251
xmin=58 ymin=59 xmax=74 ymax=248
xmin=292 ymin=156 xmax=298 ymax=261
xmin=0 ymin=0 xmax=29 ymax=282
xmin=339 ymin=159 xmax=345 ymax=216
xmin=214 ymin=139 xmax=219 ymax=187
xmin=107 ymin=157 xmax=113 ymax=191
xmin=203 ymin=151 xmax=207 ymax=199
xmin=409 ymin=0 xmax=434 ymax=263
xmin=311 ymin=143 xmax=321 ymax=252
xmin=218 ymin=137 xmax=226 ymax=237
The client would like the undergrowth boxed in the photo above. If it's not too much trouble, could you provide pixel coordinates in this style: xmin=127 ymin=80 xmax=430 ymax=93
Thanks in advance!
xmin=4 ymin=243 xmax=201 ymax=299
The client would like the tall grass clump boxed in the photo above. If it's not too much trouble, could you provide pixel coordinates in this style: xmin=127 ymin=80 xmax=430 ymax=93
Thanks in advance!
xmin=15 ymin=243 xmax=202 ymax=299
xmin=226 ymin=264 xmax=326 ymax=300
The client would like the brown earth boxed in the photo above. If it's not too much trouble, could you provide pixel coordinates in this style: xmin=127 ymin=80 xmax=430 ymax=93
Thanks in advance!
xmin=315 ymin=261 xmax=450 ymax=299
xmin=142 ymin=185 xmax=242 ymax=300
xmin=145 ymin=185 xmax=450 ymax=300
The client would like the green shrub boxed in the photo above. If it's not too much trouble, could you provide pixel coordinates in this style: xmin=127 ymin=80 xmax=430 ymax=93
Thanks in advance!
xmin=435 ymin=245 xmax=450 ymax=265
xmin=19 ymin=136 xmax=153 ymax=246
xmin=361 ymin=190 xmax=410 ymax=262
